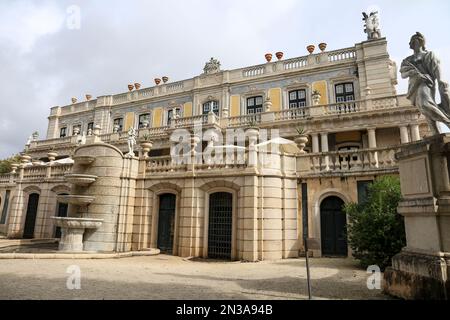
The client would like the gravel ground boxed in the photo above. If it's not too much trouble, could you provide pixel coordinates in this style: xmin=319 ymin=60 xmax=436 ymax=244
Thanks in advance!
xmin=0 ymin=255 xmax=391 ymax=300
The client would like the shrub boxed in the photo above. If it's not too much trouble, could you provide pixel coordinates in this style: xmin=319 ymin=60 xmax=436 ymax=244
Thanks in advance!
xmin=344 ymin=175 xmax=405 ymax=270
xmin=0 ymin=155 xmax=20 ymax=174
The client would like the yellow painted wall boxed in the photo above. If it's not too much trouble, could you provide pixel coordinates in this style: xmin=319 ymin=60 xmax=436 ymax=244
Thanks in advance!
xmin=268 ymin=88 xmax=281 ymax=111
xmin=230 ymin=95 xmax=240 ymax=117
xmin=312 ymin=81 xmax=328 ymax=105
xmin=152 ymin=108 xmax=163 ymax=127
xmin=184 ymin=102 xmax=193 ymax=117
xmin=124 ymin=112 xmax=135 ymax=131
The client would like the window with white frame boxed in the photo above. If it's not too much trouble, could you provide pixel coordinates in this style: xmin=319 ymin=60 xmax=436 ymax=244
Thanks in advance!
xmin=246 ymin=96 xmax=263 ymax=114
xmin=72 ymin=124 xmax=81 ymax=135
xmin=167 ymin=108 xmax=181 ymax=125
xmin=113 ymin=118 xmax=123 ymax=132
xmin=202 ymin=101 xmax=219 ymax=116
xmin=138 ymin=113 xmax=151 ymax=128
xmin=289 ymin=89 xmax=307 ymax=108
xmin=335 ymin=83 xmax=355 ymax=103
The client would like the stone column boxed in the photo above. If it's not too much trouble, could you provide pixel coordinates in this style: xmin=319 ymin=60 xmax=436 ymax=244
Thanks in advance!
xmin=368 ymin=128 xmax=379 ymax=167
xmin=320 ymin=133 xmax=329 ymax=171
xmin=411 ymin=124 xmax=421 ymax=142
xmin=384 ymin=134 xmax=450 ymax=300
xmin=311 ymin=134 xmax=320 ymax=153
xmin=400 ymin=126 xmax=410 ymax=144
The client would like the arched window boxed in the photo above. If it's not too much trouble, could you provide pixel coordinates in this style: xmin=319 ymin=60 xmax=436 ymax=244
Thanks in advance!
xmin=202 ymin=101 xmax=219 ymax=116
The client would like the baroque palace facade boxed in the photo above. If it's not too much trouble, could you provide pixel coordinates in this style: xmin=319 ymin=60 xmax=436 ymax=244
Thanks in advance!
xmin=0 ymin=34 xmax=428 ymax=261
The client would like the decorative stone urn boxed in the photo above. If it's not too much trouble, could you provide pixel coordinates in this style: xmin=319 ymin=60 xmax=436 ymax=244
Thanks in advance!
xmin=20 ymin=154 xmax=31 ymax=164
xmin=307 ymin=45 xmax=315 ymax=54
xmin=128 ymin=84 xmax=134 ymax=91
xmin=85 ymin=94 xmax=92 ymax=101
xmin=10 ymin=163 xmax=19 ymax=174
xmin=318 ymin=42 xmax=327 ymax=52
xmin=47 ymin=151 xmax=58 ymax=162
xmin=140 ymin=140 xmax=153 ymax=155
xmin=134 ymin=82 xmax=141 ymax=90
xmin=295 ymin=135 xmax=309 ymax=154
xmin=113 ymin=124 xmax=120 ymax=133
xmin=275 ymin=52 xmax=284 ymax=60
xmin=71 ymin=97 xmax=77 ymax=104
xmin=162 ymin=76 xmax=169 ymax=83
xmin=265 ymin=53 xmax=273 ymax=62
xmin=73 ymin=127 xmax=80 ymax=136
xmin=154 ymin=78 xmax=161 ymax=85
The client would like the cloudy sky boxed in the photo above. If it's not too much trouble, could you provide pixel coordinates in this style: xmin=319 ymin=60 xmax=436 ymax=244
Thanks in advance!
xmin=1 ymin=0 xmax=449 ymax=158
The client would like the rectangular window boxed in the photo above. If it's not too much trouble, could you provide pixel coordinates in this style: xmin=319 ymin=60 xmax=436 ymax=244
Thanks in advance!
xmin=246 ymin=96 xmax=263 ymax=114
xmin=113 ymin=118 xmax=123 ymax=132
xmin=357 ymin=180 xmax=373 ymax=205
xmin=138 ymin=114 xmax=150 ymax=128
xmin=289 ymin=89 xmax=307 ymax=108
xmin=0 ymin=190 xmax=11 ymax=224
xmin=167 ymin=108 xmax=181 ymax=125
xmin=202 ymin=101 xmax=219 ymax=116
xmin=335 ymin=83 xmax=355 ymax=103
xmin=72 ymin=124 xmax=81 ymax=135
xmin=87 ymin=122 xmax=94 ymax=132
xmin=60 ymin=127 xmax=67 ymax=138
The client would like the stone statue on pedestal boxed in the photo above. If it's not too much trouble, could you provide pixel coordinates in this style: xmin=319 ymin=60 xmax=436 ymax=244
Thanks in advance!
xmin=362 ymin=11 xmax=381 ymax=40
xmin=401 ymin=32 xmax=450 ymax=135
xmin=126 ymin=127 xmax=137 ymax=157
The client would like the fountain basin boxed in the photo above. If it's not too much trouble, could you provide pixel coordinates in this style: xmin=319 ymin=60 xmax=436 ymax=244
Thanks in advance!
xmin=57 ymin=195 xmax=95 ymax=206
xmin=52 ymin=217 xmax=103 ymax=252
xmin=65 ymin=173 xmax=98 ymax=186
xmin=72 ymin=155 xmax=96 ymax=165
xmin=52 ymin=217 xmax=103 ymax=229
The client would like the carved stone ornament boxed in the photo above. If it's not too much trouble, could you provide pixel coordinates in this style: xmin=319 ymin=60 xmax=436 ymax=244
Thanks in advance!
xmin=203 ymin=57 xmax=221 ymax=74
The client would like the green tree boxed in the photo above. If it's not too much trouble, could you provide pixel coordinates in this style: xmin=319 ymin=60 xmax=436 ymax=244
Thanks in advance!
xmin=0 ymin=155 xmax=20 ymax=174
xmin=344 ymin=175 xmax=405 ymax=270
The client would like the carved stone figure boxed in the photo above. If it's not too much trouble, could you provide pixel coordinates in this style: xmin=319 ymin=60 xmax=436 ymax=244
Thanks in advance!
xmin=203 ymin=57 xmax=221 ymax=74
xmin=400 ymin=32 xmax=450 ymax=134
xmin=126 ymin=127 xmax=137 ymax=157
xmin=362 ymin=11 xmax=381 ymax=40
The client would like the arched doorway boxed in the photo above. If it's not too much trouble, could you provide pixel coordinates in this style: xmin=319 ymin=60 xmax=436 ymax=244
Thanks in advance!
xmin=23 ymin=193 xmax=40 ymax=239
xmin=320 ymin=196 xmax=347 ymax=256
xmin=54 ymin=194 xmax=69 ymax=238
xmin=208 ymin=192 xmax=233 ymax=259
xmin=157 ymin=193 xmax=176 ymax=254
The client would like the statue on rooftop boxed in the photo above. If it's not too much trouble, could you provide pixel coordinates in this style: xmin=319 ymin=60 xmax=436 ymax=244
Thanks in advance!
xmin=203 ymin=57 xmax=221 ymax=74
xmin=126 ymin=127 xmax=137 ymax=157
xmin=362 ymin=11 xmax=381 ymax=40
xmin=400 ymin=32 xmax=450 ymax=135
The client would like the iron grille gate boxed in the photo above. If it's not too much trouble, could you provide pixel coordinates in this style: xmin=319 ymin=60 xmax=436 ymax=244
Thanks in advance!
xmin=208 ymin=192 xmax=233 ymax=260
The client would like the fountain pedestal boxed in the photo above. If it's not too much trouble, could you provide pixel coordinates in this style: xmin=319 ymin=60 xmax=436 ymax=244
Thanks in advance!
xmin=52 ymin=217 xmax=103 ymax=252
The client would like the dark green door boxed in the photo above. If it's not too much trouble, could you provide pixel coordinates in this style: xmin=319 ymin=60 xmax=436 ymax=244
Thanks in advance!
xmin=23 ymin=193 xmax=40 ymax=239
xmin=55 ymin=194 xmax=69 ymax=238
xmin=208 ymin=192 xmax=233 ymax=260
xmin=320 ymin=196 xmax=347 ymax=256
xmin=157 ymin=194 xmax=176 ymax=254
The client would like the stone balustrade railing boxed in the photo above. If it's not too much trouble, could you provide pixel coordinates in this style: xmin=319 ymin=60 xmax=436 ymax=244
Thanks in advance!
xmin=29 ymin=95 xmax=410 ymax=150
xmin=298 ymin=146 xmax=401 ymax=175
xmin=55 ymin=47 xmax=359 ymax=114
xmin=0 ymin=174 xmax=10 ymax=184
xmin=146 ymin=149 xmax=249 ymax=173
xmin=23 ymin=166 xmax=47 ymax=180
xmin=50 ymin=163 xmax=73 ymax=178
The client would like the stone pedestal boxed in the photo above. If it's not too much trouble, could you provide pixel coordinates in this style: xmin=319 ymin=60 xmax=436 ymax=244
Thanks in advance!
xmin=383 ymin=134 xmax=450 ymax=300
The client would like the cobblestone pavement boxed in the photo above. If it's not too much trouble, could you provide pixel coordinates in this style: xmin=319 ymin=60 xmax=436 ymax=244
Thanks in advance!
xmin=0 ymin=255 xmax=391 ymax=300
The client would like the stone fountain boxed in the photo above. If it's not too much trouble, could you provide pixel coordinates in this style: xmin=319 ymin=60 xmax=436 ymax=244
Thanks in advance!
xmin=52 ymin=156 xmax=103 ymax=252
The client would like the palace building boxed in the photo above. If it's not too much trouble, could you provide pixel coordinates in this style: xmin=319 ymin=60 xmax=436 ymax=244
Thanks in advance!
xmin=0 ymin=31 xmax=428 ymax=260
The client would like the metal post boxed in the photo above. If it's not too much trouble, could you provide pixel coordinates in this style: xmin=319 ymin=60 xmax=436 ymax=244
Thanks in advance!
xmin=304 ymin=237 xmax=312 ymax=300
